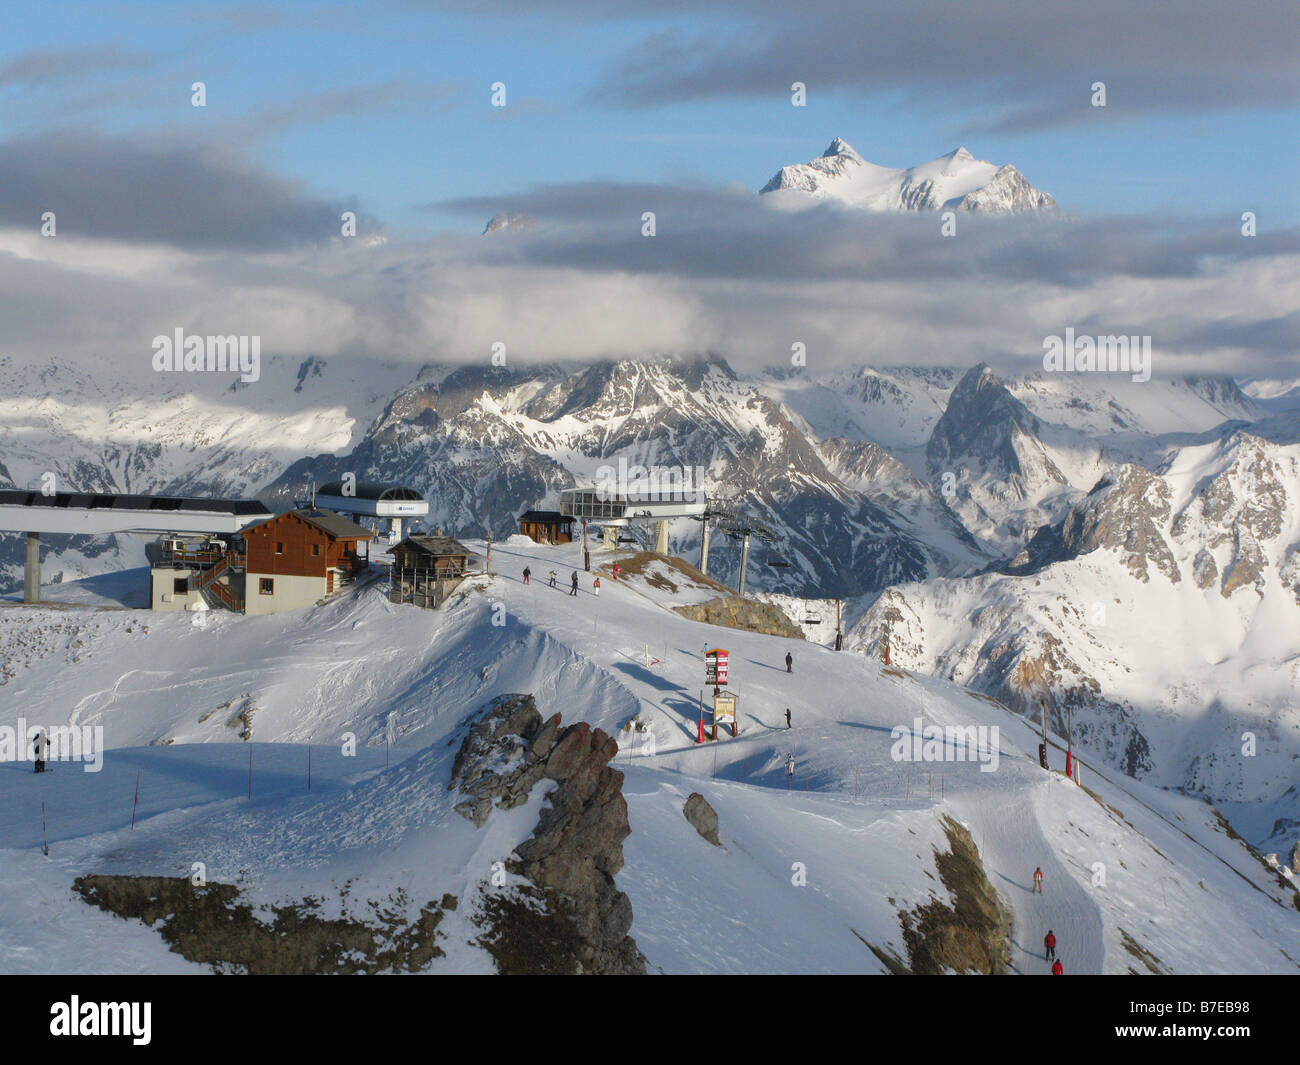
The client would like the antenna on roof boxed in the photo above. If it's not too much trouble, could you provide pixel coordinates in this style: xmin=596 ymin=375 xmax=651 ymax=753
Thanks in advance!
xmin=310 ymin=480 xmax=316 ymax=508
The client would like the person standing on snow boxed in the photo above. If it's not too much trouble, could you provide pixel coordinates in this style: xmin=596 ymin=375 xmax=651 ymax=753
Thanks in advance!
xmin=593 ymin=577 xmax=601 ymax=597
xmin=570 ymin=571 xmax=579 ymax=596
xmin=1032 ymin=866 xmax=1044 ymax=894
xmin=547 ymin=570 xmax=557 ymax=588
xmin=522 ymin=566 xmax=531 ymax=584
xmin=1051 ymin=959 xmax=1063 ymax=975
xmin=785 ymin=651 xmax=793 ymax=673
xmin=785 ymin=708 xmax=792 ymax=730
xmin=786 ymin=753 xmax=795 ymax=779
xmin=1044 ymin=930 xmax=1056 ymax=961
xmin=611 ymin=561 xmax=620 ymax=581
xmin=33 ymin=729 xmax=48 ymax=773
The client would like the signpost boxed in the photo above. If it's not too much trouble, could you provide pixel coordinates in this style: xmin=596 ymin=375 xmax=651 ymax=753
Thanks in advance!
xmin=704 ymin=648 xmax=729 ymax=687
xmin=702 ymin=649 xmax=735 ymax=740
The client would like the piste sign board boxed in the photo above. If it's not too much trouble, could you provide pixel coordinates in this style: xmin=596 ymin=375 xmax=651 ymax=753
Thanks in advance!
xmin=705 ymin=648 xmax=729 ymax=686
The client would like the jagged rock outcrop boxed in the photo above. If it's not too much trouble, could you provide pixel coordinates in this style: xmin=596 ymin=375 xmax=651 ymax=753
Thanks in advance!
xmin=450 ymin=694 xmax=646 ymax=974
xmin=683 ymin=792 xmax=721 ymax=846
xmin=673 ymin=595 xmax=804 ymax=639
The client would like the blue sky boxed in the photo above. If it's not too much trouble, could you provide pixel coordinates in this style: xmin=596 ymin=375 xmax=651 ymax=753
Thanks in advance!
xmin=2 ymin=0 xmax=1296 ymax=234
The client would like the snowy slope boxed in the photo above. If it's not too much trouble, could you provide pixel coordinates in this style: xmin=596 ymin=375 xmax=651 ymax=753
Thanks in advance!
xmin=1 ymin=537 xmax=1295 ymax=974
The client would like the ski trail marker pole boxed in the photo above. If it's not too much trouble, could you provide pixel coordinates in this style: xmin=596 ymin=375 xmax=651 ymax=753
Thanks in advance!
xmin=41 ymin=800 xmax=49 ymax=856
xmin=130 ymin=770 xmax=141 ymax=830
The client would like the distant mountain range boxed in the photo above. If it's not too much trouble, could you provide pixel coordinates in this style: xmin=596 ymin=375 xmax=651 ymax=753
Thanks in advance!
xmin=759 ymin=138 xmax=1057 ymax=214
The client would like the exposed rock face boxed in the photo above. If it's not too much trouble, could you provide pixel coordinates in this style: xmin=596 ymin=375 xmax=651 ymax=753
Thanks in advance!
xmin=74 ymin=877 xmax=454 ymax=974
xmin=927 ymin=365 xmax=1060 ymax=485
xmin=673 ymin=595 xmax=804 ymax=639
xmin=683 ymin=792 xmax=721 ymax=846
xmin=1060 ymin=466 xmax=1179 ymax=584
xmin=868 ymin=816 xmax=1012 ymax=975
xmin=1172 ymin=435 xmax=1289 ymax=599
xmin=450 ymin=694 xmax=646 ymax=975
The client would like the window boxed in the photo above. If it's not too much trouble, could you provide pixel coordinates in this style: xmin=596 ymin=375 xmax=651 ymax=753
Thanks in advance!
xmin=173 ymin=578 xmax=188 ymax=595
xmin=260 ymin=578 xmax=274 ymax=595
xmin=312 ymin=544 xmax=320 ymax=556
xmin=275 ymin=541 xmax=284 ymax=555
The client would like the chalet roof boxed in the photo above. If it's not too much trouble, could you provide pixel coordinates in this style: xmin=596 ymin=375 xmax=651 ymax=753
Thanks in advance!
xmin=392 ymin=534 xmax=471 ymax=558
xmin=244 ymin=508 xmax=374 ymax=540
xmin=518 ymin=510 xmax=569 ymax=524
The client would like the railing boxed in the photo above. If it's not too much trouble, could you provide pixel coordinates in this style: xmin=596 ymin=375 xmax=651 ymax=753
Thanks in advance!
xmin=163 ymin=548 xmax=246 ymax=569
xmin=192 ymin=552 xmax=244 ymax=612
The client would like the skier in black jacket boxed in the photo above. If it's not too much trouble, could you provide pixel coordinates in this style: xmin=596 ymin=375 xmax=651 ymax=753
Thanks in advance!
xmin=785 ymin=651 xmax=793 ymax=673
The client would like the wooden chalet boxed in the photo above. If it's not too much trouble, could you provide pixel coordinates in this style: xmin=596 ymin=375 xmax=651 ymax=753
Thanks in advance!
xmin=389 ymin=534 xmax=473 ymax=609
xmin=241 ymin=509 xmax=374 ymax=614
xmin=518 ymin=509 xmax=573 ymax=545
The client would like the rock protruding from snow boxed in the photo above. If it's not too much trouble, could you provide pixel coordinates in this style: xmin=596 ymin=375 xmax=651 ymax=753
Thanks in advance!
xmin=451 ymin=694 xmax=646 ymax=974
xmin=683 ymin=792 xmax=721 ymax=847
xmin=759 ymin=139 xmax=1055 ymax=214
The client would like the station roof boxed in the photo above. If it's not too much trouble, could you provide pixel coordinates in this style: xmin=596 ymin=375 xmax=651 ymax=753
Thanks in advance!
xmin=0 ymin=489 xmax=269 ymax=516
xmin=317 ymin=482 xmax=425 ymax=503
xmin=518 ymin=510 xmax=570 ymax=523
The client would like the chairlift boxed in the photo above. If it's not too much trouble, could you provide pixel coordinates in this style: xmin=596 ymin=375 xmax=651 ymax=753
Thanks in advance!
xmin=766 ymin=551 xmax=789 ymax=568
xmin=617 ymin=533 xmax=640 ymax=545
xmin=804 ymin=615 xmax=821 ymax=625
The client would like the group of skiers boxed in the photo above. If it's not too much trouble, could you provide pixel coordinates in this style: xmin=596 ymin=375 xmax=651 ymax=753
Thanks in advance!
xmin=522 ymin=565 xmax=596 ymax=597
xmin=523 ymin=563 xmax=616 ymax=596
xmin=1033 ymin=867 xmax=1065 ymax=974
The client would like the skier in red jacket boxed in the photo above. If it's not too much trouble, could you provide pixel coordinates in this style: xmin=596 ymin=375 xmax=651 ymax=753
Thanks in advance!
xmin=1051 ymin=959 xmax=1064 ymax=975
xmin=1044 ymin=930 xmax=1056 ymax=960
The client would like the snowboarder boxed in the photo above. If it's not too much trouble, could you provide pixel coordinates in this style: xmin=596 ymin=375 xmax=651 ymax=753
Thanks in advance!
xmin=570 ymin=571 xmax=579 ymax=596
xmin=1051 ymin=959 xmax=1063 ymax=975
xmin=522 ymin=566 xmax=531 ymax=584
xmin=785 ymin=651 xmax=793 ymax=673
xmin=1032 ymin=866 xmax=1044 ymax=893
xmin=33 ymin=729 xmax=47 ymax=774
xmin=593 ymin=577 xmax=601 ymax=597
xmin=547 ymin=570 xmax=557 ymax=588
xmin=1044 ymin=930 xmax=1056 ymax=961
xmin=785 ymin=708 xmax=792 ymax=730
xmin=611 ymin=562 xmax=621 ymax=581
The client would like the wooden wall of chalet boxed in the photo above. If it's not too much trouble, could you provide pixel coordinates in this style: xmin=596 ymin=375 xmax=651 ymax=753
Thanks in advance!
xmin=245 ymin=513 xmax=364 ymax=577
xmin=519 ymin=520 xmax=572 ymax=544
xmin=390 ymin=547 xmax=467 ymax=579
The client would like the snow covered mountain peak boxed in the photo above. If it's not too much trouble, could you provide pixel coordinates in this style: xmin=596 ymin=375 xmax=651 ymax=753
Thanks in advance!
xmin=759 ymin=140 xmax=1056 ymax=214
xmin=823 ymin=136 xmax=863 ymax=161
